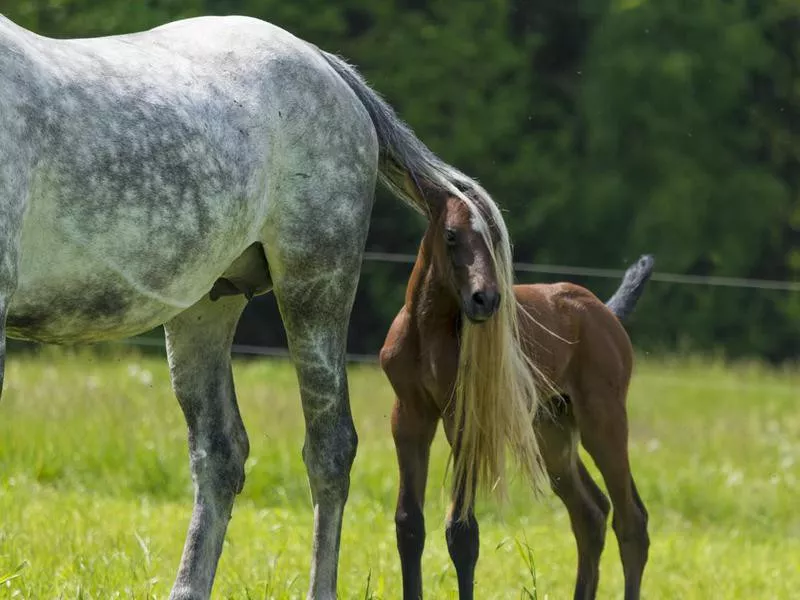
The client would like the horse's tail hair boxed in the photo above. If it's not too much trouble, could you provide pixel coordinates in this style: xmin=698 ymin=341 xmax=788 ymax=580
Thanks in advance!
xmin=318 ymin=50 xmax=475 ymax=212
xmin=320 ymin=49 xmax=549 ymax=518
xmin=605 ymin=255 xmax=655 ymax=322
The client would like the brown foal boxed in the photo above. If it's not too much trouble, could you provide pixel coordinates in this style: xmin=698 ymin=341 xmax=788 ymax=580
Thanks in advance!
xmin=380 ymin=194 xmax=654 ymax=600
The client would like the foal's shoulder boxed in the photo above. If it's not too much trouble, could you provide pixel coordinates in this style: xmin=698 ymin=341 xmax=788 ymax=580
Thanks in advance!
xmin=379 ymin=306 xmax=414 ymax=371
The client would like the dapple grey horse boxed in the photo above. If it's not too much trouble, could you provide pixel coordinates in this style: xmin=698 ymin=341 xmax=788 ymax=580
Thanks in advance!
xmin=0 ymin=13 xmax=520 ymax=599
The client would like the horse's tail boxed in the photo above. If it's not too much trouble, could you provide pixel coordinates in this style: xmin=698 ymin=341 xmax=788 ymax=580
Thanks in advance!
xmin=319 ymin=50 xmax=475 ymax=211
xmin=320 ymin=50 xmax=548 ymax=518
xmin=605 ymin=255 xmax=655 ymax=322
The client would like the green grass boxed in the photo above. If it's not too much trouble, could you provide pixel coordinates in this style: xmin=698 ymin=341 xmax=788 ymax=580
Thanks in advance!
xmin=1 ymin=347 xmax=798 ymax=598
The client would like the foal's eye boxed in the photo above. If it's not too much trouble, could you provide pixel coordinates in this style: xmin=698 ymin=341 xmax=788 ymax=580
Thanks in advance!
xmin=444 ymin=228 xmax=458 ymax=246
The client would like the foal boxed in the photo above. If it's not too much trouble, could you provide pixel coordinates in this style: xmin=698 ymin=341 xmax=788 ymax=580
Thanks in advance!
xmin=380 ymin=195 xmax=654 ymax=600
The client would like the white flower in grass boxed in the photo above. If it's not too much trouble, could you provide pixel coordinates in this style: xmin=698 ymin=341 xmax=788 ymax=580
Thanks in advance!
xmin=127 ymin=363 xmax=152 ymax=385
xmin=138 ymin=370 xmax=153 ymax=386
xmin=723 ymin=466 xmax=743 ymax=487
xmin=85 ymin=375 xmax=100 ymax=391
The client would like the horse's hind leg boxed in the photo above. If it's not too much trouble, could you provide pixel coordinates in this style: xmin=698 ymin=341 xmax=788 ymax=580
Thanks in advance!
xmin=264 ymin=173 xmax=376 ymax=598
xmin=269 ymin=252 xmax=364 ymax=599
xmin=537 ymin=401 xmax=609 ymax=600
xmin=164 ymin=295 xmax=249 ymax=600
xmin=572 ymin=390 xmax=649 ymax=600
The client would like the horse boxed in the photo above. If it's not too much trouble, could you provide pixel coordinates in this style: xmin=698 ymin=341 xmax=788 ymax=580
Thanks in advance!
xmin=0 ymin=13 xmax=547 ymax=600
xmin=380 ymin=193 xmax=654 ymax=600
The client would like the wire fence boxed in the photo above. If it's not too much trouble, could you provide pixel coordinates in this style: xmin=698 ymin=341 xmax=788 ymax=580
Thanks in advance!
xmin=117 ymin=335 xmax=379 ymax=364
xmin=362 ymin=251 xmax=800 ymax=291
xmin=94 ymin=250 xmax=799 ymax=365
xmin=105 ymin=333 xmax=798 ymax=395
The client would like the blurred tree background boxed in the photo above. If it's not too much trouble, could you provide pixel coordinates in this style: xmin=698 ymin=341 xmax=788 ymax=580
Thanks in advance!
xmin=4 ymin=0 xmax=798 ymax=362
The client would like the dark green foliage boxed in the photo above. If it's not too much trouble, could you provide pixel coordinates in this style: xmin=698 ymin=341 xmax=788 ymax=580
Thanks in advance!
xmin=5 ymin=0 xmax=798 ymax=361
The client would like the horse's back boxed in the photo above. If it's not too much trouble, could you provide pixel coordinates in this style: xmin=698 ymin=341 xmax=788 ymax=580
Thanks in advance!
xmin=514 ymin=282 xmax=633 ymax=388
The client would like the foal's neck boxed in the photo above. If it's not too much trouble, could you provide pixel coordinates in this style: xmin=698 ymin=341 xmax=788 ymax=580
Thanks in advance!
xmin=406 ymin=228 xmax=461 ymax=343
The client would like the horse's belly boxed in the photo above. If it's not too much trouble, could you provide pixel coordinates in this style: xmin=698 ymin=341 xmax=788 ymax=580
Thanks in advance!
xmin=7 ymin=285 xmax=182 ymax=344
xmin=7 ymin=239 xmax=195 ymax=343
xmin=7 ymin=205 xmax=251 ymax=343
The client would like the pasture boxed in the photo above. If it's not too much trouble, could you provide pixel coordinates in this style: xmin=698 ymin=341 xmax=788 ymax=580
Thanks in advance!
xmin=0 ymin=347 xmax=798 ymax=599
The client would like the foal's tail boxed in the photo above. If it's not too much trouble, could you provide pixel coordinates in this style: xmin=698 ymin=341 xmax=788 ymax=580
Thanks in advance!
xmin=606 ymin=255 xmax=655 ymax=322
xmin=320 ymin=50 xmax=549 ymax=517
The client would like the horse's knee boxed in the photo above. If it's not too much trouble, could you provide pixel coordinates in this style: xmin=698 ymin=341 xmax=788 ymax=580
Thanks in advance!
xmin=302 ymin=414 xmax=358 ymax=497
xmin=396 ymin=502 xmax=425 ymax=559
xmin=445 ymin=512 xmax=480 ymax=567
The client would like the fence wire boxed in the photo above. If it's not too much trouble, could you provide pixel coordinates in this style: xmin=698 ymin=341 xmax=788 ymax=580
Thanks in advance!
xmin=93 ymin=250 xmax=799 ymax=365
xmin=362 ymin=251 xmax=800 ymax=292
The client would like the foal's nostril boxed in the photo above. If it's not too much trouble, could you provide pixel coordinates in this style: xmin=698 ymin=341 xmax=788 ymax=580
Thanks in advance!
xmin=472 ymin=291 xmax=487 ymax=307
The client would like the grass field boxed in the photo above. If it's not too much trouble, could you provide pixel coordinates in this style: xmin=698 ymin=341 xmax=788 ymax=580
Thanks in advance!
xmin=0 ymin=347 xmax=798 ymax=599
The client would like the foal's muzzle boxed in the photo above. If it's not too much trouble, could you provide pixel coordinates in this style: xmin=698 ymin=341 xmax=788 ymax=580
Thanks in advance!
xmin=464 ymin=289 xmax=501 ymax=323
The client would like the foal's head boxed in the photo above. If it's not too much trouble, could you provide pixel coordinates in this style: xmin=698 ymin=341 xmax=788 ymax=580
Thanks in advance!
xmin=418 ymin=184 xmax=547 ymax=519
xmin=431 ymin=194 xmax=503 ymax=323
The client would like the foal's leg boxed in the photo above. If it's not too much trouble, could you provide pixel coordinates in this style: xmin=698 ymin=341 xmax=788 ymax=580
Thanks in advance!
xmin=165 ymin=295 xmax=249 ymax=600
xmin=573 ymin=391 xmax=649 ymax=600
xmin=392 ymin=395 xmax=438 ymax=600
xmin=537 ymin=406 xmax=609 ymax=600
xmin=441 ymin=414 xmax=479 ymax=600
xmin=445 ymin=486 xmax=479 ymax=600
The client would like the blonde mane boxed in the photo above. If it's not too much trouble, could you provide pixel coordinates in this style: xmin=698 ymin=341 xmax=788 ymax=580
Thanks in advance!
xmin=443 ymin=178 xmax=550 ymax=520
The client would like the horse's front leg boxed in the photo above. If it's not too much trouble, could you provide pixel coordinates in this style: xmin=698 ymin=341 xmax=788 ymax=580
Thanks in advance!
xmin=165 ymin=295 xmax=249 ymax=600
xmin=0 ymin=267 xmax=16 ymax=397
xmin=445 ymin=484 xmax=480 ymax=600
xmin=442 ymin=414 xmax=480 ymax=600
xmin=391 ymin=394 xmax=438 ymax=600
xmin=0 ymin=160 xmax=27 ymax=399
